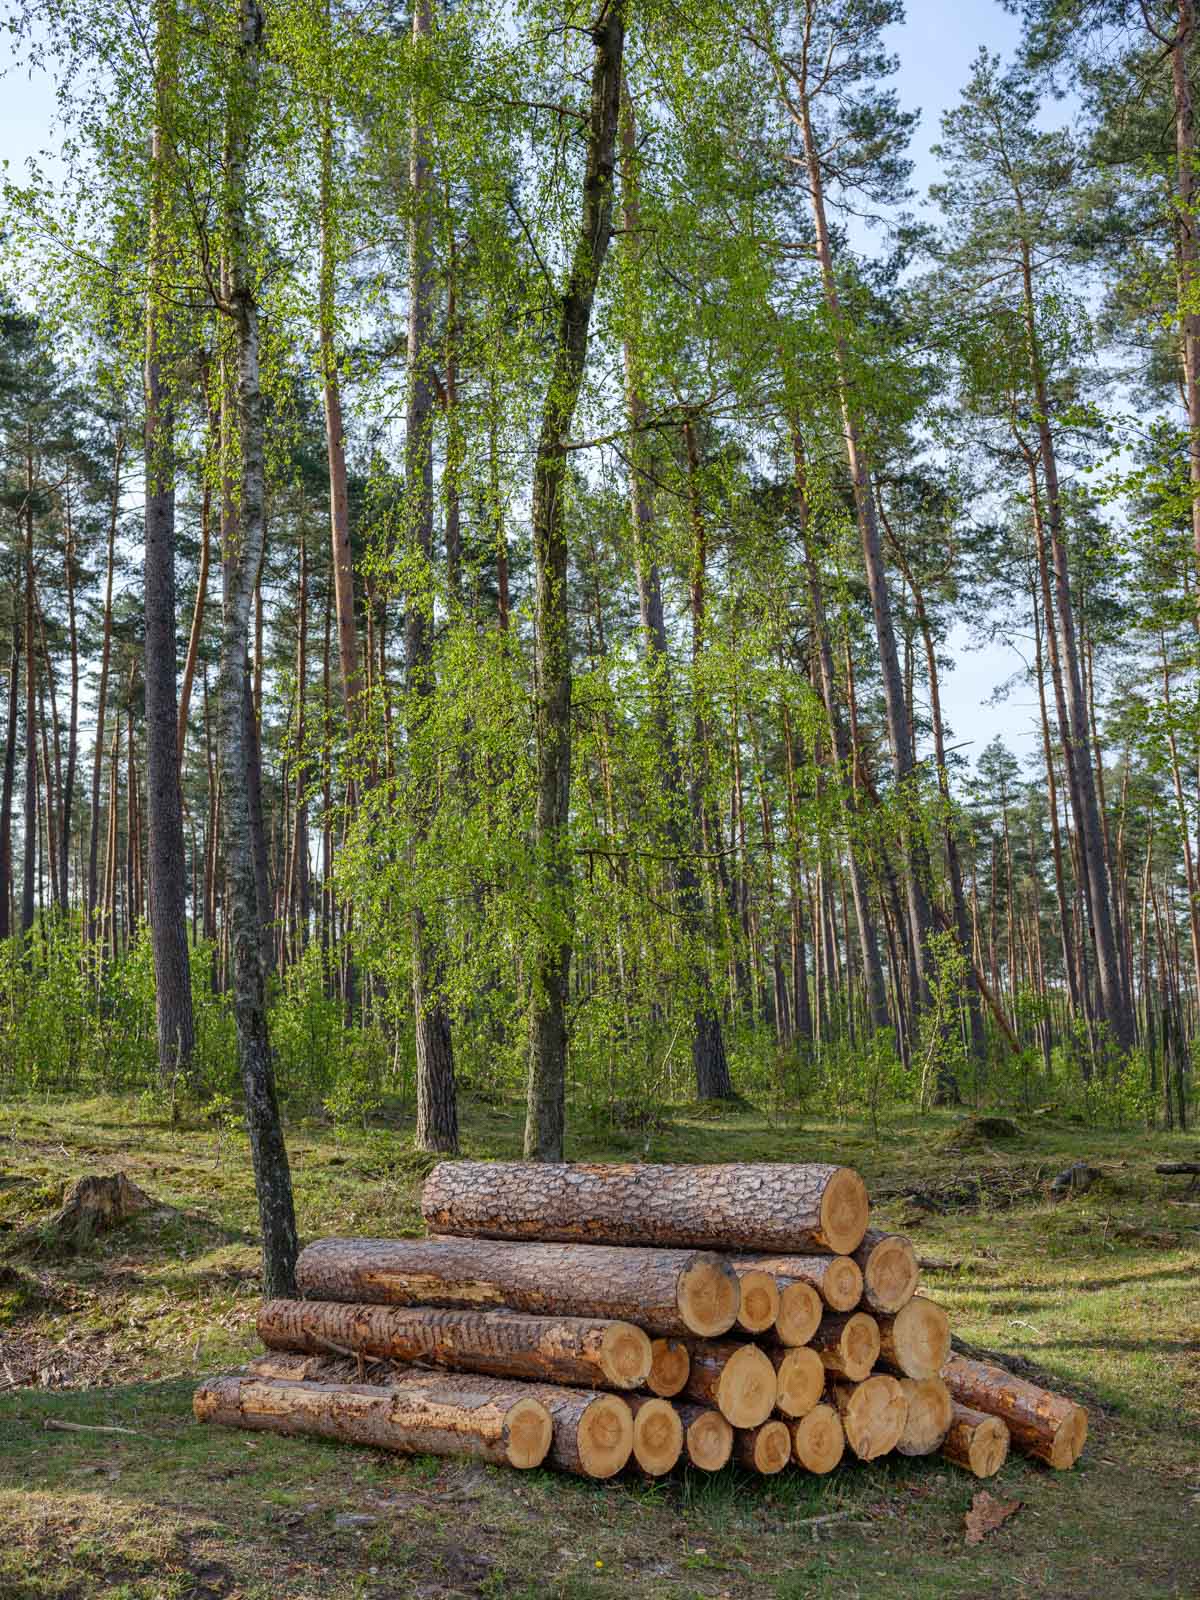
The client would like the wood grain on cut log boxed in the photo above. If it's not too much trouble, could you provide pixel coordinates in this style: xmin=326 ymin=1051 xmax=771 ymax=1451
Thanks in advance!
xmin=768 ymin=1345 xmax=824 ymax=1419
xmin=810 ymin=1310 xmax=880 ymax=1381
xmin=627 ymin=1395 xmax=683 ymax=1476
xmin=682 ymin=1339 xmax=777 ymax=1427
xmin=895 ymin=1377 xmax=952 ymax=1456
xmin=193 ymin=1371 xmax=552 ymax=1468
xmin=941 ymin=1355 xmax=1086 ymax=1468
xmin=674 ymin=1403 xmax=733 ymax=1471
xmin=830 ymin=1375 xmax=908 ymax=1460
xmin=941 ymin=1401 xmax=1010 ymax=1478
xmin=773 ymin=1278 xmax=822 ymax=1345
xmin=295 ymin=1236 xmax=739 ymax=1339
xmin=733 ymin=1419 xmax=791 ymax=1474
xmin=733 ymin=1268 xmax=780 ymax=1333
xmin=421 ymin=1161 xmax=869 ymax=1255
xmin=877 ymin=1298 xmax=951 ymax=1380
xmin=733 ymin=1253 xmax=862 ymax=1313
xmin=257 ymin=1299 xmax=651 ymax=1391
xmin=852 ymin=1229 xmax=918 ymax=1314
xmin=646 ymin=1338 xmax=689 ymax=1397
xmin=790 ymin=1402 xmax=845 ymax=1474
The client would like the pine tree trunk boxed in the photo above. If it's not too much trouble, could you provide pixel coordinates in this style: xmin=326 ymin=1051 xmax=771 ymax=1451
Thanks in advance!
xmin=0 ymin=604 xmax=19 ymax=938
xmin=88 ymin=429 xmax=122 ymax=942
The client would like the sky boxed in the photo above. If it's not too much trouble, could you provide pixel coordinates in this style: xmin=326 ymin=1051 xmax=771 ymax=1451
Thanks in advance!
xmin=0 ymin=0 xmax=1043 ymax=774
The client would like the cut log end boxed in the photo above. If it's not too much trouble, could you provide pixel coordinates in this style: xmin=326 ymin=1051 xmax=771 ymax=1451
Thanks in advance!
xmin=715 ymin=1343 xmax=777 ymax=1428
xmin=735 ymin=1269 xmax=780 ymax=1334
xmin=646 ymin=1338 xmax=690 ymax=1397
xmin=791 ymin=1403 xmax=844 ymax=1474
xmin=895 ymin=1377 xmax=952 ymax=1456
xmin=833 ymin=1375 xmax=908 ymax=1461
xmin=880 ymin=1298 xmax=950 ymax=1380
xmin=573 ymin=1393 xmax=634 ymax=1479
xmin=819 ymin=1167 xmax=870 ymax=1254
xmin=1050 ymin=1404 xmax=1088 ymax=1469
xmin=734 ymin=1419 xmax=791 ymax=1475
xmin=859 ymin=1233 xmax=919 ymax=1313
xmin=770 ymin=1346 xmax=825 ymax=1420
xmin=943 ymin=1404 xmax=1010 ymax=1479
xmin=820 ymin=1256 xmax=864 ymax=1313
xmin=775 ymin=1280 xmax=822 ymax=1346
xmin=678 ymin=1405 xmax=733 ymax=1471
xmin=505 ymin=1398 xmax=555 ymax=1468
xmin=817 ymin=1311 xmax=880 ymax=1382
xmin=628 ymin=1396 xmax=683 ymax=1476
xmin=677 ymin=1255 xmax=740 ymax=1337
xmin=599 ymin=1322 xmax=653 ymax=1390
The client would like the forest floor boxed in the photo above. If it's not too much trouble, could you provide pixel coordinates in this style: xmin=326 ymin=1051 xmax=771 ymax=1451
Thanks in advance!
xmin=0 ymin=1092 xmax=1197 ymax=1600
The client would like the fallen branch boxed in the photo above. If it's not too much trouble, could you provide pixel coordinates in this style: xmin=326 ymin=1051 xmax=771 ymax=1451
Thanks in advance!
xmin=43 ymin=1419 xmax=147 ymax=1437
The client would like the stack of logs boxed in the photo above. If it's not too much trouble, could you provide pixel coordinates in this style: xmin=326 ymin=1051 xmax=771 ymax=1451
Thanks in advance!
xmin=195 ymin=1161 xmax=1087 ymax=1484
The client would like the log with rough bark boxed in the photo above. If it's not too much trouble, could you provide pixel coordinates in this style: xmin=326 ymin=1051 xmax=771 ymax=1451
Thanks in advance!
xmin=682 ymin=1339 xmax=777 ymax=1427
xmin=941 ymin=1400 xmax=1010 ymax=1478
xmin=767 ymin=1345 xmax=824 ymax=1419
xmin=790 ymin=1402 xmax=845 ymax=1474
xmin=733 ymin=1267 xmax=780 ymax=1333
xmin=809 ymin=1310 xmax=880 ymax=1382
xmin=421 ymin=1161 xmax=869 ymax=1255
xmin=734 ymin=1252 xmax=862 ymax=1314
xmin=851 ymin=1229 xmax=918 ymax=1314
xmin=256 ymin=1299 xmax=651 ymax=1391
xmin=674 ymin=1402 xmax=733 ymax=1471
xmin=646 ymin=1338 xmax=689 ymax=1397
xmin=877 ymin=1299 xmax=950 ymax=1380
xmin=733 ymin=1418 xmax=791 ymax=1474
xmin=941 ymin=1355 xmax=1087 ymax=1469
xmin=894 ymin=1377 xmax=952 ymax=1456
xmin=193 ymin=1370 xmax=552 ymax=1468
xmin=296 ymin=1236 xmax=739 ymax=1339
xmin=829 ymin=1375 xmax=908 ymax=1460
xmin=627 ymin=1394 xmax=683 ymax=1476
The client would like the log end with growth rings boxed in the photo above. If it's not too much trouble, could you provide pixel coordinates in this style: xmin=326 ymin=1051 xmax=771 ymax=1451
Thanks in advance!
xmin=677 ymin=1254 xmax=741 ymax=1337
xmin=943 ymin=1403 xmax=1010 ymax=1478
xmin=715 ymin=1343 xmax=777 ymax=1428
xmin=678 ymin=1405 xmax=733 ymax=1471
xmin=599 ymin=1321 xmax=653 ymax=1389
xmin=628 ymin=1396 xmax=683 ymax=1476
xmin=775 ymin=1280 xmax=822 ymax=1345
xmin=790 ymin=1403 xmax=844 ymax=1474
xmin=859 ymin=1232 xmax=919 ymax=1313
xmin=646 ymin=1338 xmax=689 ymax=1397
xmin=735 ymin=1418 xmax=791 ymax=1474
xmin=570 ymin=1393 xmax=634 ymax=1479
xmin=881 ymin=1298 xmax=951 ymax=1380
xmin=819 ymin=1167 xmax=870 ymax=1253
xmin=895 ymin=1377 xmax=953 ymax=1456
xmin=834 ymin=1375 xmax=908 ymax=1461
xmin=770 ymin=1346 xmax=825 ymax=1420
xmin=818 ymin=1255 xmax=864 ymax=1313
xmin=735 ymin=1268 xmax=780 ymax=1333
xmin=503 ymin=1398 xmax=556 ymax=1468
xmin=1049 ymin=1403 xmax=1088 ymax=1469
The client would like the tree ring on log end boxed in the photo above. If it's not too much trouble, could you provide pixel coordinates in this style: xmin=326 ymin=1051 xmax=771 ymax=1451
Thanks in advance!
xmin=884 ymin=1299 xmax=950 ymax=1379
xmin=676 ymin=1255 xmax=740 ymax=1336
xmin=862 ymin=1235 xmax=918 ymax=1312
xmin=836 ymin=1312 xmax=881 ymax=1382
xmin=771 ymin=1346 xmax=824 ymax=1419
xmin=968 ymin=1414 xmax=1009 ymax=1477
xmin=735 ymin=1269 xmax=780 ymax=1333
xmin=775 ymin=1281 xmax=821 ymax=1345
xmin=837 ymin=1374 xmax=908 ymax=1460
xmin=599 ymin=1322 xmax=653 ymax=1389
xmin=818 ymin=1168 xmax=869 ymax=1253
xmin=575 ymin=1394 xmax=634 ymax=1478
xmin=631 ymin=1398 xmax=682 ymax=1475
xmin=746 ymin=1419 xmax=790 ymax=1473
xmin=1050 ymin=1404 xmax=1088 ymax=1469
xmin=821 ymin=1256 xmax=864 ymax=1312
xmin=646 ymin=1338 xmax=689 ymax=1397
xmin=896 ymin=1377 xmax=952 ymax=1456
xmin=716 ymin=1344 xmax=776 ymax=1428
xmin=683 ymin=1409 xmax=732 ymax=1471
xmin=791 ymin=1403 xmax=844 ymax=1474
xmin=504 ymin=1399 xmax=554 ymax=1468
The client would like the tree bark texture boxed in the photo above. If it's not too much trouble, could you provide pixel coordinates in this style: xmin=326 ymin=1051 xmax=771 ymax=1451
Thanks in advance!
xmin=940 ymin=1354 xmax=1086 ymax=1468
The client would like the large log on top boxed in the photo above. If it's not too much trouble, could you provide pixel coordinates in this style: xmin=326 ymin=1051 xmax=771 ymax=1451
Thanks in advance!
xmin=193 ymin=1371 xmax=552 ymax=1468
xmin=421 ymin=1161 xmax=869 ymax=1255
xmin=941 ymin=1355 xmax=1087 ymax=1468
xmin=296 ymin=1236 xmax=739 ymax=1339
xmin=257 ymin=1299 xmax=651 ymax=1391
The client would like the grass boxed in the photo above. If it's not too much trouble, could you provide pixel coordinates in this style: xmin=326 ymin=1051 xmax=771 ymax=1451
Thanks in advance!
xmin=0 ymin=1090 xmax=1198 ymax=1598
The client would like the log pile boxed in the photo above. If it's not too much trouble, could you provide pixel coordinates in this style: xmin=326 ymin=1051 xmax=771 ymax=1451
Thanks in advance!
xmin=194 ymin=1159 xmax=1087 ymax=1489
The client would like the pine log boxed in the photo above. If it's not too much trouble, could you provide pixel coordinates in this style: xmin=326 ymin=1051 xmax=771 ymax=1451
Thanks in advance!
xmin=941 ymin=1355 xmax=1087 ymax=1468
xmin=941 ymin=1401 xmax=1010 ymax=1478
xmin=767 ymin=1345 xmax=825 ymax=1419
xmin=296 ymin=1236 xmax=739 ymax=1339
xmin=193 ymin=1371 xmax=552 ymax=1468
xmin=772 ymin=1278 xmax=822 ymax=1345
xmin=877 ymin=1298 xmax=950 ymax=1380
xmin=830 ymin=1375 xmax=908 ymax=1460
xmin=733 ymin=1418 xmax=791 ymax=1474
xmin=790 ymin=1402 xmax=845 ymax=1474
xmin=733 ymin=1268 xmax=780 ymax=1334
xmin=895 ymin=1377 xmax=952 ymax=1456
xmin=421 ymin=1161 xmax=869 ymax=1255
xmin=809 ymin=1310 xmax=880 ymax=1382
xmin=851 ymin=1229 xmax=918 ymax=1314
xmin=682 ymin=1339 xmax=777 ymax=1427
xmin=733 ymin=1252 xmax=862 ymax=1313
xmin=258 ymin=1299 xmax=651 ymax=1391
xmin=674 ymin=1402 xmax=733 ymax=1471
xmin=646 ymin=1338 xmax=690 ymax=1397
xmin=627 ymin=1395 xmax=684 ymax=1476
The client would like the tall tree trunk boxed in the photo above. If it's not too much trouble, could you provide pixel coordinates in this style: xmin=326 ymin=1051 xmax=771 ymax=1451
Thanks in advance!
xmin=0 ymin=600 xmax=19 ymax=939
xmin=60 ymin=476 xmax=78 ymax=912
xmin=88 ymin=428 xmax=122 ymax=940
xmin=22 ymin=444 xmax=37 ymax=947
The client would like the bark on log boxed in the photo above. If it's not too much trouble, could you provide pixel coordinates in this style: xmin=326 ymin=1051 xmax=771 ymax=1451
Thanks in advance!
xmin=941 ymin=1355 xmax=1087 ymax=1468
xmin=674 ymin=1402 xmax=732 ymax=1471
xmin=646 ymin=1338 xmax=690 ymax=1397
xmin=627 ymin=1394 xmax=683 ymax=1476
xmin=421 ymin=1161 xmax=869 ymax=1255
xmin=734 ymin=1252 xmax=862 ymax=1314
xmin=296 ymin=1236 xmax=739 ymax=1339
xmin=733 ymin=1419 xmax=791 ymax=1474
xmin=895 ymin=1377 xmax=952 ymax=1456
xmin=790 ymin=1402 xmax=844 ymax=1474
xmin=877 ymin=1299 xmax=950 ymax=1380
xmin=851 ymin=1229 xmax=918 ymax=1314
xmin=767 ymin=1345 xmax=824 ymax=1419
xmin=257 ymin=1299 xmax=651 ymax=1391
xmin=682 ymin=1339 xmax=777 ymax=1427
xmin=193 ymin=1371 xmax=551 ymax=1468
xmin=733 ymin=1267 xmax=780 ymax=1333
xmin=810 ymin=1311 xmax=880 ymax=1381
xmin=941 ymin=1401 xmax=1009 ymax=1478
xmin=829 ymin=1375 xmax=908 ymax=1460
